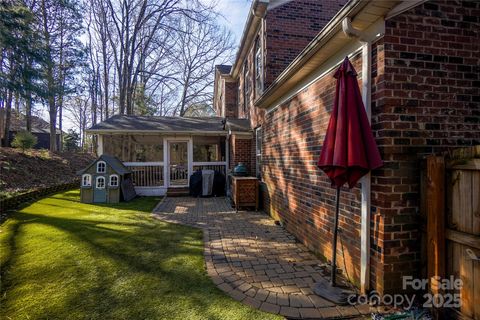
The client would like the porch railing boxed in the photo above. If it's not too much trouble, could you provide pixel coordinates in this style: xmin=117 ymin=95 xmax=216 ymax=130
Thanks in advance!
xmin=124 ymin=162 xmax=164 ymax=187
xmin=192 ymin=162 xmax=228 ymax=176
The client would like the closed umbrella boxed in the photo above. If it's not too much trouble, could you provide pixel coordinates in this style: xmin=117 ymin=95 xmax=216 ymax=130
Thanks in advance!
xmin=316 ymin=57 xmax=382 ymax=301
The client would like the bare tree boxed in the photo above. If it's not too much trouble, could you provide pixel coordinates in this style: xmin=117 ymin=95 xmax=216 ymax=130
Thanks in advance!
xmin=173 ymin=15 xmax=234 ymax=116
xmin=78 ymin=0 xmax=235 ymax=124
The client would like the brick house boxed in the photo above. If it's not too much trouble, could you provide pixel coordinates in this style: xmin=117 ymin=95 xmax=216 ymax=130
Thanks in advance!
xmin=213 ymin=0 xmax=480 ymax=295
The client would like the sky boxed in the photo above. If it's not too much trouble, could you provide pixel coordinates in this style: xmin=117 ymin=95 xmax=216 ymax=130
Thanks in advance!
xmin=39 ymin=0 xmax=251 ymax=132
xmin=216 ymin=0 xmax=251 ymax=46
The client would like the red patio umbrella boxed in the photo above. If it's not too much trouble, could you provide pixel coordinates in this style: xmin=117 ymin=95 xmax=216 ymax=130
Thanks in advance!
xmin=317 ymin=57 xmax=382 ymax=289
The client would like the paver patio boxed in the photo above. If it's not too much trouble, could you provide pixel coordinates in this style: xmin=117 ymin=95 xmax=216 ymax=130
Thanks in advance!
xmin=153 ymin=197 xmax=372 ymax=319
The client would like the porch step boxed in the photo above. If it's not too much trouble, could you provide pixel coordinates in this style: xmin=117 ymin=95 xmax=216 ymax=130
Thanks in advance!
xmin=167 ymin=187 xmax=190 ymax=197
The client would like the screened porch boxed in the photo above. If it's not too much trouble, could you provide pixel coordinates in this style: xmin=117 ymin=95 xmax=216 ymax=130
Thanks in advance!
xmin=99 ymin=134 xmax=228 ymax=195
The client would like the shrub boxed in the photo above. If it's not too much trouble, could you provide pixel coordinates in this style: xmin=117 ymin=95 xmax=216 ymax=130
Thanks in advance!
xmin=11 ymin=131 xmax=37 ymax=151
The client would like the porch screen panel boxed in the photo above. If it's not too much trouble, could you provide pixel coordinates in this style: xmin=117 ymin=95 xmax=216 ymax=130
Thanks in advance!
xmin=102 ymin=135 xmax=163 ymax=162
xmin=193 ymin=136 xmax=226 ymax=162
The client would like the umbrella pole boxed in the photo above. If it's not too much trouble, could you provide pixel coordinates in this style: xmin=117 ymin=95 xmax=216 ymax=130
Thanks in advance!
xmin=331 ymin=186 xmax=341 ymax=286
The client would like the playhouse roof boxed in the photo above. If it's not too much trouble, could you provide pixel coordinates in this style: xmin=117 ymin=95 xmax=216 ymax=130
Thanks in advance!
xmin=77 ymin=154 xmax=131 ymax=175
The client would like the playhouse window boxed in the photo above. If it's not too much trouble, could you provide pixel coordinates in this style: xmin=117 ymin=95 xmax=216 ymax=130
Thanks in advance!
xmin=97 ymin=161 xmax=106 ymax=173
xmin=96 ymin=176 xmax=105 ymax=189
xmin=109 ymin=174 xmax=119 ymax=187
xmin=82 ymin=174 xmax=92 ymax=187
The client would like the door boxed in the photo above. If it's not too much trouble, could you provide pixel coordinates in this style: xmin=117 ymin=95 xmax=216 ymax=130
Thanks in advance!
xmin=93 ymin=176 xmax=107 ymax=202
xmin=168 ymin=141 xmax=189 ymax=187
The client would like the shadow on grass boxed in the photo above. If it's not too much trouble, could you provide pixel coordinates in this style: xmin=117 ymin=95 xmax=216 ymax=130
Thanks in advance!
xmin=0 ymin=191 xmax=275 ymax=320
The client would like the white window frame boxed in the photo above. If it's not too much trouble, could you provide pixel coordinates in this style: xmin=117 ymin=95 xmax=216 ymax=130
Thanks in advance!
xmin=255 ymin=40 xmax=263 ymax=97
xmin=96 ymin=176 xmax=106 ymax=189
xmin=255 ymin=127 xmax=262 ymax=179
xmin=109 ymin=174 xmax=119 ymax=187
xmin=97 ymin=161 xmax=106 ymax=173
xmin=82 ymin=174 xmax=92 ymax=187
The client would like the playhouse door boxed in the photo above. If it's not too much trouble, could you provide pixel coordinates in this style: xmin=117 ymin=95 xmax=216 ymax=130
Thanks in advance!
xmin=93 ymin=176 xmax=107 ymax=203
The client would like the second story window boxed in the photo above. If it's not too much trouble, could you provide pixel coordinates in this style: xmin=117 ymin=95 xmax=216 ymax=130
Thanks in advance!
xmin=244 ymin=62 xmax=251 ymax=117
xmin=255 ymin=39 xmax=263 ymax=97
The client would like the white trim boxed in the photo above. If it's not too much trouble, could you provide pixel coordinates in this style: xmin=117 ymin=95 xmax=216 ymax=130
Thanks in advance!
xmin=386 ymin=0 xmax=427 ymax=20
xmin=342 ymin=16 xmax=375 ymax=294
xmin=166 ymin=139 xmax=191 ymax=188
xmin=163 ymin=138 xmax=168 ymax=188
xmin=81 ymin=174 xmax=92 ymax=187
xmin=188 ymin=138 xmax=194 ymax=181
xmin=360 ymin=41 xmax=372 ymax=294
xmin=123 ymin=162 xmax=164 ymax=167
xmin=96 ymin=161 xmax=106 ymax=173
xmin=109 ymin=174 xmax=119 ymax=187
xmin=134 ymin=187 xmax=167 ymax=196
xmin=225 ymin=136 xmax=230 ymax=172
xmin=95 ymin=176 xmax=106 ymax=189
xmin=267 ymin=0 xmax=293 ymax=11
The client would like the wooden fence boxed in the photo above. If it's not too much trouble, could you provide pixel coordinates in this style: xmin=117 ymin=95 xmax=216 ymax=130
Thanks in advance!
xmin=422 ymin=146 xmax=480 ymax=319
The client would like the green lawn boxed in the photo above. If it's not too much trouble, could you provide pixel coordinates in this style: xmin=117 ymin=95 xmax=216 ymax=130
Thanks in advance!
xmin=0 ymin=190 xmax=280 ymax=320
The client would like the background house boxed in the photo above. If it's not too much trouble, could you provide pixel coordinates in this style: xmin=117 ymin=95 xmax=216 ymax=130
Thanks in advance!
xmin=3 ymin=110 xmax=62 ymax=150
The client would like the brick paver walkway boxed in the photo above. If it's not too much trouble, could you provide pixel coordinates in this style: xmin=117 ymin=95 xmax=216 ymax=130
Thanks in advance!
xmin=153 ymin=197 xmax=370 ymax=319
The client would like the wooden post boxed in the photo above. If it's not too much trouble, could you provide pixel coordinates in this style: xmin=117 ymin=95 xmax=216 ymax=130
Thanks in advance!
xmin=426 ymin=155 xmax=446 ymax=318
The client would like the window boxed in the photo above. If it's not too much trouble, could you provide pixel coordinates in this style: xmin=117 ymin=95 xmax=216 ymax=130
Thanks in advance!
xmin=96 ymin=176 xmax=106 ymax=189
xmin=193 ymin=136 xmax=226 ymax=162
xmin=243 ymin=62 xmax=250 ymax=117
xmin=109 ymin=174 xmax=119 ymax=187
xmin=82 ymin=174 xmax=92 ymax=187
xmin=255 ymin=127 xmax=262 ymax=179
xmin=255 ymin=39 xmax=263 ymax=97
xmin=97 ymin=161 xmax=106 ymax=173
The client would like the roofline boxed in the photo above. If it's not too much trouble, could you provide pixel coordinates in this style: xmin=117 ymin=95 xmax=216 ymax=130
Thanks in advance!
xmin=86 ymin=129 xmax=229 ymax=135
xmin=230 ymin=0 xmax=269 ymax=79
xmin=254 ymin=0 xmax=368 ymax=108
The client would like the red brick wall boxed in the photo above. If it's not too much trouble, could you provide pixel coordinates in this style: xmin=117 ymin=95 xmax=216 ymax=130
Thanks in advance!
xmin=372 ymin=0 xmax=480 ymax=293
xmin=230 ymin=135 xmax=256 ymax=176
xmin=261 ymin=0 xmax=479 ymax=294
xmin=262 ymin=53 xmax=364 ymax=286
xmin=264 ymin=0 xmax=347 ymax=87
xmin=225 ymin=81 xmax=238 ymax=118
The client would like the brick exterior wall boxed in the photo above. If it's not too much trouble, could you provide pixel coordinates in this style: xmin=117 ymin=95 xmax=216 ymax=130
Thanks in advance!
xmin=262 ymin=53 xmax=364 ymax=286
xmin=230 ymin=135 xmax=256 ymax=176
xmin=265 ymin=0 xmax=347 ymax=87
xmin=225 ymin=81 xmax=238 ymax=118
xmin=261 ymin=0 xmax=480 ymax=294
xmin=372 ymin=0 xmax=480 ymax=294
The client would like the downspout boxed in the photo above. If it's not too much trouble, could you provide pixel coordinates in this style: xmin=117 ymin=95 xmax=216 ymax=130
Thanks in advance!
xmin=342 ymin=17 xmax=372 ymax=294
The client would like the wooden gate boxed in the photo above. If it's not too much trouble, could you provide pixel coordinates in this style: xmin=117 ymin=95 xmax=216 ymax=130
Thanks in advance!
xmin=423 ymin=146 xmax=480 ymax=319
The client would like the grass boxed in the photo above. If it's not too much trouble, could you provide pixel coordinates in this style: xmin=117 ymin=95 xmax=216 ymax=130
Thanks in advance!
xmin=0 ymin=190 xmax=280 ymax=320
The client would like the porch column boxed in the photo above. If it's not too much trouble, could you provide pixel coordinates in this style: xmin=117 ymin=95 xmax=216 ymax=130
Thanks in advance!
xmin=163 ymin=137 xmax=168 ymax=188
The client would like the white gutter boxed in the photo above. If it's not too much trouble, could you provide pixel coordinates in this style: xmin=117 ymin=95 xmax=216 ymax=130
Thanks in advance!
xmin=342 ymin=17 xmax=376 ymax=294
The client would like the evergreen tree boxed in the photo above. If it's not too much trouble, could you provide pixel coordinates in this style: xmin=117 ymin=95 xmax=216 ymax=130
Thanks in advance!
xmin=0 ymin=1 xmax=43 ymax=146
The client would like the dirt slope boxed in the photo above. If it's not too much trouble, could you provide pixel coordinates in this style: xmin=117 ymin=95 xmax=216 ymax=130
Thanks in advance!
xmin=0 ymin=148 xmax=95 ymax=199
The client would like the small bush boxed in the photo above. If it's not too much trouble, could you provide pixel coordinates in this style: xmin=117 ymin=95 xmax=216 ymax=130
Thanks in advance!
xmin=12 ymin=131 xmax=37 ymax=151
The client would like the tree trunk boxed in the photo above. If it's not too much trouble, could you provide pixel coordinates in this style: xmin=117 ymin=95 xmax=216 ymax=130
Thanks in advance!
xmin=25 ymin=90 xmax=32 ymax=132
xmin=2 ymin=90 xmax=13 ymax=147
